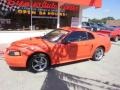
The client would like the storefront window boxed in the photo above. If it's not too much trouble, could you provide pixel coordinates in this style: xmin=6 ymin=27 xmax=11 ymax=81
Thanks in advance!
xmin=0 ymin=0 xmax=79 ymax=31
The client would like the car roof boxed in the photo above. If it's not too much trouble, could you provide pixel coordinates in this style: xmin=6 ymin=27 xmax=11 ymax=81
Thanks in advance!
xmin=60 ymin=27 xmax=89 ymax=32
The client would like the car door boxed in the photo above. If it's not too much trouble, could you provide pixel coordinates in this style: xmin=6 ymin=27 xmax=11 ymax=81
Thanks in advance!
xmin=59 ymin=31 xmax=95 ymax=63
xmin=76 ymin=32 xmax=95 ymax=58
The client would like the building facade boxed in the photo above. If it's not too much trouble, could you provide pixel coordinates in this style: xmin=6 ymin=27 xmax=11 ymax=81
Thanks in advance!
xmin=0 ymin=0 xmax=80 ymax=30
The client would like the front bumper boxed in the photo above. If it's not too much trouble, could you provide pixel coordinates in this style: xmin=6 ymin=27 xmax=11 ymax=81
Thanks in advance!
xmin=4 ymin=52 xmax=28 ymax=68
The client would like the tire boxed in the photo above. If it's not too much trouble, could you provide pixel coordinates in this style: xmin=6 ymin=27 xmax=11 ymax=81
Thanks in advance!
xmin=113 ymin=36 xmax=119 ymax=42
xmin=92 ymin=47 xmax=104 ymax=61
xmin=118 ymin=36 xmax=120 ymax=40
xmin=28 ymin=53 xmax=50 ymax=73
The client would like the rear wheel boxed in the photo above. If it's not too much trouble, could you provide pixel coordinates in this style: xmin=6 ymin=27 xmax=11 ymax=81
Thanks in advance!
xmin=92 ymin=47 xmax=104 ymax=61
xmin=28 ymin=53 xmax=50 ymax=73
xmin=118 ymin=36 xmax=120 ymax=40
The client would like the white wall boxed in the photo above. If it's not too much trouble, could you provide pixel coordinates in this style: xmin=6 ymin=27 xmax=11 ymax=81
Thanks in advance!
xmin=0 ymin=30 xmax=52 ymax=44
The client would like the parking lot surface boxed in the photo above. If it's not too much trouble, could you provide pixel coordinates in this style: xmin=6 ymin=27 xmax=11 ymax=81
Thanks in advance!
xmin=0 ymin=41 xmax=120 ymax=90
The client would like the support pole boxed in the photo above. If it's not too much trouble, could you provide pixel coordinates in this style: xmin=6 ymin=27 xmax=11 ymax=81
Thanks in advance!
xmin=30 ymin=0 xmax=33 ymax=31
xmin=57 ymin=2 xmax=60 ymax=28
xmin=78 ymin=6 xmax=83 ymax=28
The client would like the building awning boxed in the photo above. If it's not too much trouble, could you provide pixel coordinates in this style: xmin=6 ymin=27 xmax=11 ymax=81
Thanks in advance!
xmin=49 ymin=0 xmax=102 ymax=8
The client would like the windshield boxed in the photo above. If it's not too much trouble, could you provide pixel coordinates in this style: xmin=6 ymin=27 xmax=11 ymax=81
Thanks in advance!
xmin=82 ymin=22 xmax=89 ymax=26
xmin=97 ymin=24 xmax=104 ymax=27
xmin=97 ymin=24 xmax=114 ymax=31
xmin=42 ymin=29 xmax=69 ymax=42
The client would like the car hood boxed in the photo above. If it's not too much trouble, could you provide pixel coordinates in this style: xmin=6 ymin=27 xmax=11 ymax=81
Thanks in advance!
xmin=11 ymin=37 xmax=51 ymax=49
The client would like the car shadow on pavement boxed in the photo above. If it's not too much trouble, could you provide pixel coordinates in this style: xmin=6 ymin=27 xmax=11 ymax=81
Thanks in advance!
xmin=9 ymin=67 xmax=27 ymax=71
xmin=41 ymin=69 xmax=120 ymax=90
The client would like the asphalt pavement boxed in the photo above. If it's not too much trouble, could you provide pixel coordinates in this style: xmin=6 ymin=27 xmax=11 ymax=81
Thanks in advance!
xmin=0 ymin=41 xmax=120 ymax=90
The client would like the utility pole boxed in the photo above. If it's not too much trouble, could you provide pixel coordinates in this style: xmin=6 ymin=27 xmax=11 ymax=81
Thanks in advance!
xmin=57 ymin=2 xmax=60 ymax=28
xmin=30 ymin=0 xmax=33 ymax=31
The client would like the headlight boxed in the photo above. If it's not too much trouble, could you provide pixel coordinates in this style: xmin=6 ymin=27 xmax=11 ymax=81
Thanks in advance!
xmin=8 ymin=50 xmax=21 ymax=56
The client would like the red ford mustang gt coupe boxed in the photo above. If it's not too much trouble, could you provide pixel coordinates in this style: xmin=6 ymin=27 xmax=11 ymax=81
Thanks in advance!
xmin=4 ymin=27 xmax=111 ymax=72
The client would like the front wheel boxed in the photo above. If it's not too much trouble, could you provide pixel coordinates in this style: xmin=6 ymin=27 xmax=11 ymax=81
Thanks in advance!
xmin=92 ymin=47 xmax=104 ymax=61
xmin=28 ymin=53 xmax=50 ymax=73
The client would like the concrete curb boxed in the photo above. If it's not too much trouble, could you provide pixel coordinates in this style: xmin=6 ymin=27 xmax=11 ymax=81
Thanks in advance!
xmin=0 ymin=43 xmax=10 ymax=57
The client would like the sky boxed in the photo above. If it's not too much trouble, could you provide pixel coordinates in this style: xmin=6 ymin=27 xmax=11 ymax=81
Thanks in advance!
xmin=83 ymin=0 xmax=120 ymax=19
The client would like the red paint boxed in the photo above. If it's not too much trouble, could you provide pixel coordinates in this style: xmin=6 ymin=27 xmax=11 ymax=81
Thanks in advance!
xmin=7 ymin=0 xmax=15 ymax=6
xmin=61 ymin=5 xmax=79 ymax=11
xmin=52 ymin=0 xmax=102 ymax=8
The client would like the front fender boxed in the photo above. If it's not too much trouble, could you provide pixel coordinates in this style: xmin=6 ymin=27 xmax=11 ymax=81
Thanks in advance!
xmin=20 ymin=45 xmax=49 ymax=56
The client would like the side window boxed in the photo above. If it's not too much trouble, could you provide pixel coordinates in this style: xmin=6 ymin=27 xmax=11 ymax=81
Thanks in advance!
xmin=64 ymin=31 xmax=88 ymax=42
xmin=87 ymin=32 xmax=95 ymax=40
xmin=86 ymin=23 xmax=90 ymax=26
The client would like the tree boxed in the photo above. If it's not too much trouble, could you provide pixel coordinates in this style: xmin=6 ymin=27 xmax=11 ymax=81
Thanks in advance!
xmin=88 ymin=16 xmax=115 ymax=24
xmin=101 ymin=17 xmax=115 ymax=23
xmin=88 ymin=18 xmax=101 ymax=23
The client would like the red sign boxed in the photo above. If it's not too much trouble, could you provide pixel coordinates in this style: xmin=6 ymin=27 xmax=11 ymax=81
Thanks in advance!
xmin=7 ymin=0 xmax=58 ymax=9
xmin=7 ymin=0 xmax=79 ymax=11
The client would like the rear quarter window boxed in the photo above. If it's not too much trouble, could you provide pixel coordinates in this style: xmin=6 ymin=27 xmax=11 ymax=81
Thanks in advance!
xmin=87 ymin=32 xmax=95 ymax=40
